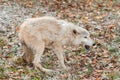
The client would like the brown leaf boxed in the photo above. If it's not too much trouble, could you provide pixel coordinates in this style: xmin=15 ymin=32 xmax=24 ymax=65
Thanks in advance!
xmin=95 ymin=70 xmax=103 ymax=73
xmin=96 ymin=77 xmax=101 ymax=80
xmin=107 ymin=0 xmax=113 ymax=7
xmin=92 ymin=58 xmax=97 ymax=64
xmin=95 ymin=13 xmax=107 ymax=20
xmin=0 ymin=53 xmax=2 ymax=58
xmin=102 ymin=49 xmax=109 ymax=57
xmin=15 ymin=27 xmax=20 ymax=32
xmin=61 ymin=74 xmax=68 ymax=79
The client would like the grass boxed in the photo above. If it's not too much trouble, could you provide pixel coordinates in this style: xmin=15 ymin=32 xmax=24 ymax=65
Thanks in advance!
xmin=0 ymin=38 xmax=5 ymax=47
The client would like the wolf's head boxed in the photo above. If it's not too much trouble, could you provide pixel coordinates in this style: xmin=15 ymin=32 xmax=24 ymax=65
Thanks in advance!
xmin=72 ymin=27 xmax=95 ymax=49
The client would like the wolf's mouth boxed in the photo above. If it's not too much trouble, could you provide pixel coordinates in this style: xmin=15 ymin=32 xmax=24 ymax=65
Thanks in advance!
xmin=85 ymin=45 xmax=90 ymax=50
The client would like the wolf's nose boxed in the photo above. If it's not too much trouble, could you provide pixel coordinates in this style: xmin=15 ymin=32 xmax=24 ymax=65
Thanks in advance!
xmin=85 ymin=45 xmax=90 ymax=50
xmin=93 ymin=43 xmax=96 ymax=46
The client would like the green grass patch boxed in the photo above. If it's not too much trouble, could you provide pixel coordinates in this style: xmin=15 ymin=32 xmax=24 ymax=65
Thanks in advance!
xmin=0 ymin=38 xmax=5 ymax=47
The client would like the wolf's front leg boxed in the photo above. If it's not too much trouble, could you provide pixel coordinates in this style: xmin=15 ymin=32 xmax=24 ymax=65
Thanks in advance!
xmin=53 ymin=43 xmax=67 ymax=69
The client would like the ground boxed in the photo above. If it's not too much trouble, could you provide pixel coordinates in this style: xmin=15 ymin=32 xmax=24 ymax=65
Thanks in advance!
xmin=0 ymin=0 xmax=120 ymax=80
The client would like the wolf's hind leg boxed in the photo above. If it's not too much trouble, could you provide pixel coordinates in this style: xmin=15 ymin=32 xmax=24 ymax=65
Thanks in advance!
xmin=22 ymin=42 xmax=34 ymax=66
xmin=32 ymin=42 xmax=54 ymax=73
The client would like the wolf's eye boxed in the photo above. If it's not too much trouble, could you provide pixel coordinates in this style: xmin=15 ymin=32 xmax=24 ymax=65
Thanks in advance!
xmin=84 ymin=36 xmax=87 ymax=38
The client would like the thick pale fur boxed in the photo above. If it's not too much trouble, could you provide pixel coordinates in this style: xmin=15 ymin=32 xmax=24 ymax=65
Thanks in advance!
xmin=19 ymin=16 xmax=94 ymax=72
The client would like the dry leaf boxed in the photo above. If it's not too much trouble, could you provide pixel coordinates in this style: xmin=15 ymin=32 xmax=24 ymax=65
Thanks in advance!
xmin=61 ymin=74 xmax=68 ymax=79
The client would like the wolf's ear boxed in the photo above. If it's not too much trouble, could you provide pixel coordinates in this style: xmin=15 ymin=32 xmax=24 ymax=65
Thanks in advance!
xmin=73 ymin=29 xmax=77 ymax=34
